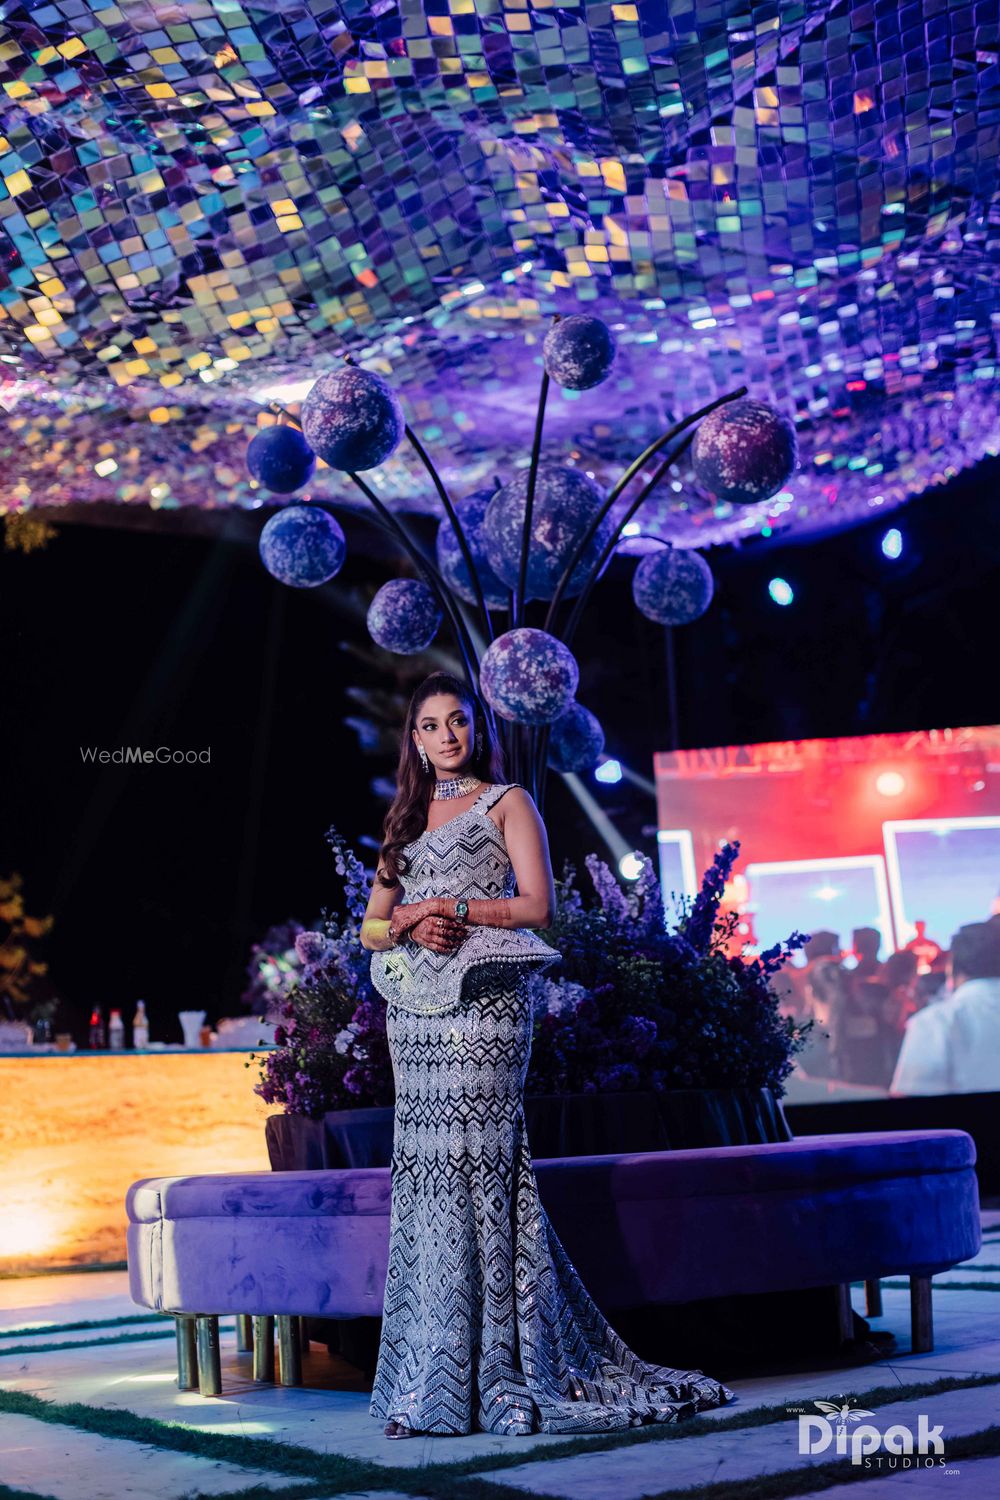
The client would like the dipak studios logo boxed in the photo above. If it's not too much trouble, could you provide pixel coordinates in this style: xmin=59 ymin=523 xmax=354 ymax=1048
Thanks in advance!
xmin=785 ymin=1396 xmax=954 ymax=1472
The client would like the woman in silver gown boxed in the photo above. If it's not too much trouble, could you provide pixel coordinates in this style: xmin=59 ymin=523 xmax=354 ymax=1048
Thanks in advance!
xmin=360 ymin=670 xmax=736 ymax=1439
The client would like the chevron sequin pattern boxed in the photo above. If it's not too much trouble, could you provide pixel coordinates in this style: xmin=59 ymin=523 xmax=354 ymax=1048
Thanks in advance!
xmin=369 ymin=783 xmax=560 ymax=1016
xmin=369 ymin=964 xmax=737 ymax=1435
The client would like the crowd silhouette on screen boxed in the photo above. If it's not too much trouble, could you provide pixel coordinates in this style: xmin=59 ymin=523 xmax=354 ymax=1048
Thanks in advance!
xmin=771 ymin=906 xmax=1000 ymax=1094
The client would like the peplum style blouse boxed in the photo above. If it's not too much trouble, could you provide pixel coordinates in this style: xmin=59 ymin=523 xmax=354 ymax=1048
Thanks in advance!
xmin=369 ymin=782 xmax=561 ymax=1015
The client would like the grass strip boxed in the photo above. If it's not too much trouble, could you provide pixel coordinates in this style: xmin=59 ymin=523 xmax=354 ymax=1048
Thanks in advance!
xmin=635 ymin=1422 xmax=1000 ymax=1500
xmin=177 ymin=1489 xmax=323 ymax=1500
xmin=1 ymin=1373 xmax=999 ymax=1498
xmin=924 ymin=1263 xmax=1000 ymax=1273
xmin=0 ymin=1262 xmax=126 ymax=1280
xmin=0 ymin=1389 xmax=391 ymax=1490
xmin=0 ymin=1328 xmax=178 ymax=1358
xmin=852 ymin=1266 xmax=1000 ymax=1282
xmin=879 ymin=1279 xmax=1000 ymax=1292
xmin=384 ymin=1377 xmax=1000 ymax=1500
xmin=0 ymin=1314 xmax=172 ymax=1340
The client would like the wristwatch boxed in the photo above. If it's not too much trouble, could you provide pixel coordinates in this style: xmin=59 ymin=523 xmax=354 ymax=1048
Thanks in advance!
xmin=454 ymin=899 xmax=469 ymax=920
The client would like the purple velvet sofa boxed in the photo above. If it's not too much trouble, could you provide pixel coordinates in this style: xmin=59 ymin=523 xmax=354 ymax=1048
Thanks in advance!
xmin=126 ymin=1129 xmax=981 ymax=1395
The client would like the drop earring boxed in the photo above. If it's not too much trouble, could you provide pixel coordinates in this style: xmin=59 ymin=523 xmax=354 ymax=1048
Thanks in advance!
xmin=417 ymin=743 xmax=429 ymax=772
xmin=475 ymin=731 xmax=483 ymax=757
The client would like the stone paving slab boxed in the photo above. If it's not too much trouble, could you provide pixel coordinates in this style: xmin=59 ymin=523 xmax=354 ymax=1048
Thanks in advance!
xmin=0 ymin=1316 xmax=167 ymax=1338
xmin=0 ymin=1271 xmax=135 ymax=1331
xmin=3 ymin=1313 xmax=997 ymax=1475
xmin=923 ymin=1268 xmax=1000 ymax=1285
xmin=473 ymin=1383 xmax=1000 ymax=1498
xmin=794 ymin=1455 xmax=1000 ymax=1498
xmin=0 ymin=1319 xmax=221 ymax=1350
xmin=0 ymin=1336 xmax=580 ymax=1470
xmin=853 ymin=1282 xmax=1000 ymax=1366
xmin=683 ymin=1282 xmax=1000 ymax=1416
xmin=0 ymin=1411 xmax=304 ymax=1500
xmin=1 ymin=1245 xmax=997 ymax=1485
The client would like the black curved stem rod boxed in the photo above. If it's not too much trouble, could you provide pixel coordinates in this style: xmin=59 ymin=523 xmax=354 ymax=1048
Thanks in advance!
xmin=561 ymin=430 xmax=698 ymax=654
xmin=259 ymin=398 xmax=486 ymax=700
xmin=405 ymin=424 xmax=495 ymax=647
xmin=516 ymin=338 xmax=555 ymax=628
xmin=541 ymin=385 xmax=747 ymax=637
xmin=346 ymin=471 xmax=481 ymax=694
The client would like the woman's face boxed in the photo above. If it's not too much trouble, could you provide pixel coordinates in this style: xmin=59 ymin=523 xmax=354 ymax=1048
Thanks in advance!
xmin=413 ymin=693 xmax=474 ymax=776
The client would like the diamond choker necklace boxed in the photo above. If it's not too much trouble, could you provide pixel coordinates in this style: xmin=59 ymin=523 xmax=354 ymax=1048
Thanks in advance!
xmin=432 ymin=773 xmax=482 ymax=800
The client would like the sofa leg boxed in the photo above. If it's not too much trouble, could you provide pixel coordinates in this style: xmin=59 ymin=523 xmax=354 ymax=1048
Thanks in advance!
xmin=175 ymin=1315 xmax=198 ymax=1390
xmin=252 ymin=1315 xmax=275 ymax=1382
xmin=865 ymin=1279 xmax=882 ymax=1317
xmin=195 ymin=1316 xmax=222 ymax=1396
xmin=235 ymin=1314 xmax=253 ymax=1353
xmin=277 ymin=1314 xmax=302 ymax=1387
xmin=910 ymin=1275 xmax=934 ymax=1354
xmin=834 ymin=1283 xmax=854 ymax=1344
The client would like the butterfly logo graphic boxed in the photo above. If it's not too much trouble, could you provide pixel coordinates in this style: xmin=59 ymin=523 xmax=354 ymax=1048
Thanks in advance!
xmin=814 ymin=1400 xmax=875 ymax=1433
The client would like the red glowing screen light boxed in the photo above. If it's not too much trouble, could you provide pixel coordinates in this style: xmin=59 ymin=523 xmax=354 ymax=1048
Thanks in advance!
xmin=654 ymin=726 xmax=1000 ymax=961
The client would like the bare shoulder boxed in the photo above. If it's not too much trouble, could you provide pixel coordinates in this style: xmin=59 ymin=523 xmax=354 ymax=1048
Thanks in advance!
xmin=490 ymin=783 xmax=542 ymax=830
xmin=504 ymin=784 xmax=536 ymax=807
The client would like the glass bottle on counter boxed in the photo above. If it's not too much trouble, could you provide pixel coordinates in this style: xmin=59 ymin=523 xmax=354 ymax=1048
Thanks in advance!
xmin=89 ymin=1007 xmax=105 ymax=1049
xmin=132 ymin=1000 xmax=149 ymax=1050
xmin=108 ymin=1008 xmax=125 ymax=1050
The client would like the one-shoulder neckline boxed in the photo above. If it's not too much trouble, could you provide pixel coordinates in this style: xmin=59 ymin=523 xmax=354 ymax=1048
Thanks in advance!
xmin=411 ymin=782 xmax=500 ymax=847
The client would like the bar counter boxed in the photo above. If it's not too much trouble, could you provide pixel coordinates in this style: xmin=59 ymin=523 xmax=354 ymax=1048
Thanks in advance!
xmin=0 ymin=1048 xmax=280 ymax=1276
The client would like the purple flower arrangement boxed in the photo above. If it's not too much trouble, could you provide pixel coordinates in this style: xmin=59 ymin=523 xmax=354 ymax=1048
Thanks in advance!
xmin=524 ymin=840 xmax=814 ymax=1097
xmin=239 ymin=918 xmax=309 ymax=1020
xmin=249 ymin=832 xmax=813 ymax=1117
xmin=248 ymin=830 xmax=391 ymax=1116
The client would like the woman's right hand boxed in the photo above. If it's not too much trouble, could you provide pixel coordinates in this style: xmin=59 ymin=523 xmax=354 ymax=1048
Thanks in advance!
xmin=387 ymin=900 xmax=432 ymax=946
xmin=408 ymin=913 xmax=468 ymax=954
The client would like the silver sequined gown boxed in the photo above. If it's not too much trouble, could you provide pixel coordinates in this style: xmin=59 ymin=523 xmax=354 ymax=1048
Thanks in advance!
xmin=368 ymin=782 xmax=737 ymax=1435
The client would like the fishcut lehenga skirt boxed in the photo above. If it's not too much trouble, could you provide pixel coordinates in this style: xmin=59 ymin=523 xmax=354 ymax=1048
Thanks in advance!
xmin=368 ymin=969 xmax=737 ymax=1435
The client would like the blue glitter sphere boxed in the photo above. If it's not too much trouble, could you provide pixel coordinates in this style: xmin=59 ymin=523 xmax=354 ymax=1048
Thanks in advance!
xmin=547 ymin=702 xmax=605 ymax=773
xmin=483 ymin=465 xmax=613 ymax=600
xmin=543 ymin=315 xmax=617 ymax=390
xmin=367 ymin=578 xmax=443 ymax=654
xmin=246 ymin=425 xmax=316 ymax=494
xmin=435 ymin=490 xmax=510 ymax=609
xmin=259 ymin=504 xmax=346 ymax=588
xmin=301 ymin=366 xmax=404 ymax=472
xmin=692 ymin=398 xmax=797 ymax=505
xmin=632 ymin=546 xmax=714 ymax=625
xmin=480 ymin=627 xmax=579 ymax=725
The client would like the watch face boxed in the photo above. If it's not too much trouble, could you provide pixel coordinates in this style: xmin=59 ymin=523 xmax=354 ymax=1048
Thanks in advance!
xmin=456 ymin=900 xmax=469 ymax=917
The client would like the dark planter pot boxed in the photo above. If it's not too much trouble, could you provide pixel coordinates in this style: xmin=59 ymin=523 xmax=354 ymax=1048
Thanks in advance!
xmin=265 ymin=1086 xmax=792 ymax=1172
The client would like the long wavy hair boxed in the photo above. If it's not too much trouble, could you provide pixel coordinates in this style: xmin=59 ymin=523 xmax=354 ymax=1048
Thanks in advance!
xmin=376 ymin=671 xmax=506 ymax=887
